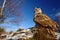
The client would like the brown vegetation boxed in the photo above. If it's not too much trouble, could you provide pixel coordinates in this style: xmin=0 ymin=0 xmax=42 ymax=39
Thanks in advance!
xmin=0 ymin=27 xmax=6 ymax=34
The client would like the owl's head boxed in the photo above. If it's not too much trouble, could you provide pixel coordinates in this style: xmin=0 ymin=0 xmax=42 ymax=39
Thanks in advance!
xmin=34 ymin=7 xmax=42 ymax=14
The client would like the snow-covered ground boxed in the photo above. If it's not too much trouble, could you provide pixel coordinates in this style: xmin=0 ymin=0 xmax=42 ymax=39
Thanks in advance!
xmin=0 ymin=28 xmax=33 ymax=40
xmin=0 ymin=28 xmax=60 ymax=40
xmin=55 ymin=32 xmax=60 ymax=40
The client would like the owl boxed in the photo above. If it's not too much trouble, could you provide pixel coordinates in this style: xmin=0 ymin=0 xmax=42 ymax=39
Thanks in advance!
xmin=34 ymin=7 xmax=59 ymax=30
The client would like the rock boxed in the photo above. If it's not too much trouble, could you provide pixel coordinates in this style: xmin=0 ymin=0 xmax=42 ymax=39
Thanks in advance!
xmin=17 ymin=27 xmax=24 ymax=32
xmin=6 ymin=28 xmax=33 ymax=40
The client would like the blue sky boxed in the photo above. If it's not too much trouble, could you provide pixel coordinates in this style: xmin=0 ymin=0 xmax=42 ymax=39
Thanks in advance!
xmin=0 ymin=0 xmax=60 ymax=32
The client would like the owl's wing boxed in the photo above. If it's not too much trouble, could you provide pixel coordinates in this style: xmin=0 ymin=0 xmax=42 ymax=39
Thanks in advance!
xmin=51 ymin=20 xmax=59 ymax=30
xmin=34 ymin=14 xmax=58 ymax=30
xmin=44 ymin=14 xmax=58 ymax=30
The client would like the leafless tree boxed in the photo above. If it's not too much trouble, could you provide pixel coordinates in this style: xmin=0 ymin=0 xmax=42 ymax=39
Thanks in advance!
xmin=0 ymin=0 xmax=24 ymax=24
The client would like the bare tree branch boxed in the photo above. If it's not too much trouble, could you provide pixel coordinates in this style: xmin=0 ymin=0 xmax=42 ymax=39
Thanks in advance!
xmin=1 ymin=0 xmax=6 ymax=15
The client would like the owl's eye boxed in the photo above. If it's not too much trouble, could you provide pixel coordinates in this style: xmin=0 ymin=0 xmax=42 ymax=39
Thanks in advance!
xmin=35 ymin=9 xmax=38 ymax=11
xmin=36 ymin=15 xmax=39 ymax=17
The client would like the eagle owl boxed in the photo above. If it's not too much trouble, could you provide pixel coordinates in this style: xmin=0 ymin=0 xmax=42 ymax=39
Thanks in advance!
xmin=34 ymin=7 xmax=58 ymax=31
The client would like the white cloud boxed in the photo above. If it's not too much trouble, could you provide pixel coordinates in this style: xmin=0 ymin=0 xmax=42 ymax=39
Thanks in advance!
xmin=56 ymin=12 xmax=60 ymax=16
